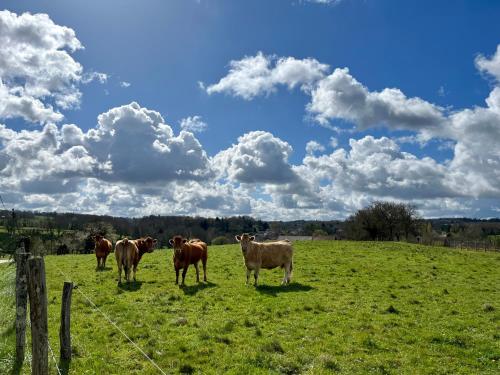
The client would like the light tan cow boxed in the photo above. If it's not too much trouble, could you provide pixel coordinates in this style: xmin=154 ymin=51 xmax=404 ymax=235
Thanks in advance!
xmin=115 ymin=237 xmax=157 ymax=284
xmin=235 ymin=233 xmax=293 ymax=286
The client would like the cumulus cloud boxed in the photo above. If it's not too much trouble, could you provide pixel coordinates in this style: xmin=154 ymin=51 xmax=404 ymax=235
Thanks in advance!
xmin=307 ymin=68 xmax=446 ymax=132
xmin=205 ymin=52 xmax=329 ymax=99
xmin=213 ymin=130 xmax=299 ymax=184
xmin=0 ymin=10 xmax=106 ymax=124
xmin=329 ymin=136 xmax=338 ymax=148
xmin=179 ymin=115 xmax=207 ymax=133
xmin=475 ymin=45 xmax=500 ymax=82
xmin=305 ymin=140 xmax=325 ymax=154
xmin=206 ymin=54 xmax=445 ymax=134
xmin=120 ymin=81 xmax=131 ymax=88
xmin=0 ymin=102 xmax=214 ymax=204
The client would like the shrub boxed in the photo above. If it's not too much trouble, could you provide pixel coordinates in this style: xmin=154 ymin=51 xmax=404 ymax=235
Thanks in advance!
xmin=211 ymin=236 xmax=231 ymax=245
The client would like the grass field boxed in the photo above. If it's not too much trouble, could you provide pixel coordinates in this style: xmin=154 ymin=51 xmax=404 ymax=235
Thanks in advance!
xmin=0 ymin=241 xmax=499 ymax=374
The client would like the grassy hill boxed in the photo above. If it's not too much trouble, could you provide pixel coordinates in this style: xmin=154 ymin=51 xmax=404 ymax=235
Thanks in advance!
xmin=0 ymin=241 xmax=499 ymax=374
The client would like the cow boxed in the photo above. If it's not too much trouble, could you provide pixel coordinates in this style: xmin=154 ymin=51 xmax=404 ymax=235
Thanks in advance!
xmin=169 ymin=235 xmax=208 ymax=286
xmin=115 ymin=237 xmax=157 ymax=284
xmin=93 ymin=235 xmax=112 ymax=269
xmin=236 ymin=233 xmax=293 ymax=286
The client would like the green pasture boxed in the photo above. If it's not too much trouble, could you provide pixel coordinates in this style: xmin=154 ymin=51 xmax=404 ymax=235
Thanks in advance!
xmin=0 ymin=241 xmax=498 ymax=374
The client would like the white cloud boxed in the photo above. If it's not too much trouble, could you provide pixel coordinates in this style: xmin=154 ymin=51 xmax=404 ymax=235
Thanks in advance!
xmin=0 ymin=10 xmax=86 ymax=123
xmin=305 ymin=140 xmax=325 ymax=154
xmin=82 ymin=72 xmax=108 ymax=84
xmin=205 ymin=52 xmax=329 ymax=99
xmin=179 ymin=115 xmax=207 ymax=133
xmin=307 ymin=68 xmax=446 ymax=132
xmin=306 ymin=0 xmax=342 ymax=4
xmin=329 ymin=136 xmax=338 ymax=148
xmin=213 ymin=130 xmax=299 ymax=184
xmin=120 ymin=81 xmax=131 ymax=88
xmin=475 ymin=45 xmax=500 ymax=82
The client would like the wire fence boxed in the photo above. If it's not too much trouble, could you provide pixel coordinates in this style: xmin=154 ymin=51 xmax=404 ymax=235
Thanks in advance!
xmin=408 ymin=238 xmax=500 ymax=252
xmin=54 ymin=265 xmax=167 ymax=375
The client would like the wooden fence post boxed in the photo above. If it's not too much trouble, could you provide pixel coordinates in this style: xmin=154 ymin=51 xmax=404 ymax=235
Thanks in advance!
xmin=15 ymin=244 xmax=30 ymax=364
xmin=59 ymin=281 xmax=73 ymax=360
xmin=27 ymin=257 xmax=48 ymax=375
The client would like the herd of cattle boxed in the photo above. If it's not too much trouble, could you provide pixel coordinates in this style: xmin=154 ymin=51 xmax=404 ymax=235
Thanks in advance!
xmin=92 ymin=233 xmax=294 ymax=286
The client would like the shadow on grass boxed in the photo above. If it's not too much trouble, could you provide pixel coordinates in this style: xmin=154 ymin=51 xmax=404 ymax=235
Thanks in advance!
xmin=59 ymin=359 xmax=71 ymax=375
xmin=117 ymin=280 xmax=143 ymax=291
xmin=0 ymin=321 xmax=15 ymax=339
xmin=95 ymin=266 xmax=113 ymax=272
xmin=180 ymin=281 xmax=217 ymax=296
xmin=256 ymin=282 xmax=314 ymax=296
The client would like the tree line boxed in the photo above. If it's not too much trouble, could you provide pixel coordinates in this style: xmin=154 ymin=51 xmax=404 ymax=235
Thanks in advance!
xmin=1 ymin=202 xmax=499 ymax=255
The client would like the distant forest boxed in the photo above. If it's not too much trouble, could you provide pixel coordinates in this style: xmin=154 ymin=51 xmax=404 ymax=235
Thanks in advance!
xmin=1 ymin=207 xmax=499 ymax=256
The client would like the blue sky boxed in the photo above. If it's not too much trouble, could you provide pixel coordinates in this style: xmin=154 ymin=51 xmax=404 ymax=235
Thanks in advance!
xmin=1 ymin=0 xmax=500 ymax=219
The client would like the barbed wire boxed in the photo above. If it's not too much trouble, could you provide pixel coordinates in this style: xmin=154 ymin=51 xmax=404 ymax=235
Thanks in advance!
xmin=54 ymin=265 xmax=167 ymax=375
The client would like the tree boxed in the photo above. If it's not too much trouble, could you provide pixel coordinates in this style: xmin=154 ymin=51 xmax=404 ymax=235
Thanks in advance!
xmin=346 ymin=201 xmax=420 ymax=241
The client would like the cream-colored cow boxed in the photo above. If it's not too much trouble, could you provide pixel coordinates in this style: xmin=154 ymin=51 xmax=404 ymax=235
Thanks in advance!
xmin=115 ymin=237 xmax=157 ymax=284
xmin=236 ymin=233 xmax=293 ymax=286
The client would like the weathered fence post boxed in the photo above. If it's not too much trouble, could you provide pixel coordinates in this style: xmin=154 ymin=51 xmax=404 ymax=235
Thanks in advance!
xmin=59 ymin=281 xmax=73 ymax=360
xmin=15 ymin=244 xmax=30 ymax=364
xmin=27 ymin=256 xmax=48 ymax=375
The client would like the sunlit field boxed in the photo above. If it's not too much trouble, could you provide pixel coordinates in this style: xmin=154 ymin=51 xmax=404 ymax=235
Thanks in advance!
xmin=1 ymin=241 xmax=499 ymax=374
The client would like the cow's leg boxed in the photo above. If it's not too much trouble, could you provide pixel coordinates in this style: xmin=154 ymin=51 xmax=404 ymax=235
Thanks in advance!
xmin=287 ymin=261 xmax=293 ymax=284
xmin=125 ymin=265 xmax=131 ymax=283
xmin=283 ymin=263 xmax=291 ymax=285
xmin=96 ymin=257 xmax=100 ymax=269
xmin=202 ymin=259 xmax=207 ymax=282
xmin=254 ymin=267 xmax=260 ymax=286
xmin=117 ymin=263 xmax=122 ymax=284
xmin=175 ymin=268 xmax=179 ymax=285
xmin=103 ymin=255 xmax=107 ymax=268
xmin=194 ymin=262 xmax=200 ymax=283
xmin=181 ymin=264 xmax=189 ymax=286
xmin=246 ymin=268 xmax=251 ymax=285
xmin=133 ymin=264 xmax=137 ymax=282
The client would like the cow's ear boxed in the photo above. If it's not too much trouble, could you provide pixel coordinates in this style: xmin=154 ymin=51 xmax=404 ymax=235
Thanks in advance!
xmin=182 ymin=239 xmax=188 ymax=244
xmin=249 ymin=236 xmax=255 ymax=241
xmin=235 ymin=235 xmax=241 ymax=242
xmin=168 ymin=239 xmax=173 ymax=245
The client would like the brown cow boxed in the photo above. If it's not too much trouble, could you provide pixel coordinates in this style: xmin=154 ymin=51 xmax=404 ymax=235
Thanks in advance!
xmin=169 ymin=235 xmax=208 ymax=286
xmin=236 ymin=233 xmax=293 ymax=286
xmin=115 ymin=237 xmax=157 ymax=284
xmin=93 ymin=235 xmax=112 ymax=269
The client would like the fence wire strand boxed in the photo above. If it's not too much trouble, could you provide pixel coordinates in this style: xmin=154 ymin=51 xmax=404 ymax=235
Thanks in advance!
xmin=54 ymin=265 xmax=167 ymax=375
xmin=48 ymin=338 xmax=62 ymax=375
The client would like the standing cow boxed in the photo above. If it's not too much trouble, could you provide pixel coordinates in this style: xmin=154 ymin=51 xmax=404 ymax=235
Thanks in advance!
xmin=93 ymin=235 xmax=112 ymax=269
xmin=169 ymin=236 xmax=208 ymax=286
xmin=115 ymin=237 xmax=157 ymax=284
xmin=236 ymin=233 xmax=293 ymax=286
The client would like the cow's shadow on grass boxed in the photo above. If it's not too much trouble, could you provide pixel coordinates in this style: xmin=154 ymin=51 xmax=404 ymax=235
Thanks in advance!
xmin=255 ymin=282 xmax=314 ymax=297
xmin=117 ymin=280 xmax=143 ymax=291
xmin=95 ymin=266 xmax=112 ymax=272
xmin=179 ymin=281 xmax=217 ymax=295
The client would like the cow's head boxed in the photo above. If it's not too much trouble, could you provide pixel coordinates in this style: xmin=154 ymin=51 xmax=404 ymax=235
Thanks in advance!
xmin=137 ymin=237 xmax=158 ymax=253
xmin=93 ymin=234 xmax=103 ymax=244
xmin=235 ymin=233 xmax=255 ymax=253
xmin=169 ymin=235 xmax=187 ymax=255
